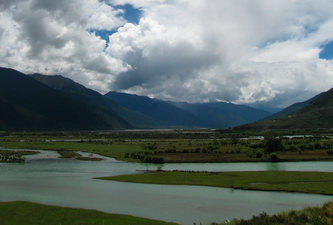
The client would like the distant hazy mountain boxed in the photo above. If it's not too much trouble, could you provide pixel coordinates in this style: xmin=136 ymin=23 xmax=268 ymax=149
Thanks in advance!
xmin=106 ymin=91 xmax=271 ymax=128
xmin=30 ymin=74 xmax=161 ymax=129
xmin=104 ymin=92 xmax=207 ymax=128
xmin=244 ymin=103 xmax=283 ymax=114
xmin=171 ymin=101 xmax=271 ymax=128
xmin=235 ymin=88 xmax=333 ymax=130
xmin=0 ymin=67 xmax=112 ymax=130
xmin=261 ymin=93 xmax=322 ymax=121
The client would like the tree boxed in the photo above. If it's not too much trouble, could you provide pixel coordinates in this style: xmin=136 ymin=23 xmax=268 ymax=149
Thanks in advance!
xmin=270 ymin=152 xmax=279 ymax=161
xmin=264 ymin=134 xmax=285 ymax=154
xmin=231 ymin=135 xmax=239 ymax=146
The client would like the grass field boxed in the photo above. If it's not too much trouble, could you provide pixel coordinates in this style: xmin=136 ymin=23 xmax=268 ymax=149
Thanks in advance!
xmin=98 ymin=171 xmax=333 ymax=195
xmin=222 ymin=199 xmax=333 ymax=225
xmin=1 ymin=139 xmax=333 ymax=163
xmin=0 ymin=149 xmax=39 ymax=157
xmin=1 ymin=130 xmax=333 ymax=163
xmin=0 ymin=140 xmax=142 ymax=162
xmin=1 ymin=200 xmax=333 ymax=225
xmin=0 ymin=201 xmax=178 ymax=225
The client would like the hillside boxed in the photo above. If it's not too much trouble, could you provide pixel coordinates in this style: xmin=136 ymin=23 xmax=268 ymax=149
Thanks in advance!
xmin=235 ymin=88 xmax=333 ymax=130
xmin=0 ymin=88 xmax=52 ymax=129
xmin=261 ymin=93 xmax=322 ymax=121
xmin=30 ymin=74 xmax=160 ymax=129
xmin=0 ymin=67 xmax=113 ymax=130
xmin=104 ymin=92 xmax=207 ymax=128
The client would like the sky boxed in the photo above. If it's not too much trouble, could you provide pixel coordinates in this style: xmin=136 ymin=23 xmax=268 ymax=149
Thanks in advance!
xmin=1 ymin=0 xmax=333 ymax=110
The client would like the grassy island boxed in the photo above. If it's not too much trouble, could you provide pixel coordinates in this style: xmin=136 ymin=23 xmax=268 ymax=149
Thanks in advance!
xmin=57 ymin=150 xmax=104 ymax=161
xmin=97 ymin=170 xmax=333 ymax=195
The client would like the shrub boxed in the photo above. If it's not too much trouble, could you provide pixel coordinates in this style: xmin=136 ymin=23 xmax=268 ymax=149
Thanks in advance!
xmin=207 ymin=145 xmax=214 ymax=151
xmin=314 ymin=143 xmax=322 ymax=149
xmin=270 ymin=152 xmax=279 ymax=162
xmin=152 ymin=157 xmax=164 ymax=163
xmin=255 ymin=150 xmax=263 ymax=158
xmin=287 ymin=145 xmax=298 ymax=152
xmin=307 ymin=144 xmax=314 ymax=150
xmin=327 ymin=150 xmax=333 ymax=156
xmin=245 ymin=149 xmax=255 ymax=158
xmin=235 ymin=148 xmax=242 ymax=153
xmin=220 ymin=140 xmax=228 ymax=145
xmin=144 ymin=156 xmax=151 ymax=163
xmin=249 ymin=142 xmax=265 ymax=148
xmin=264 ymin=136 xmax=285 ymax=154
xmin=182 ymin=149 xmax=189 ymax=153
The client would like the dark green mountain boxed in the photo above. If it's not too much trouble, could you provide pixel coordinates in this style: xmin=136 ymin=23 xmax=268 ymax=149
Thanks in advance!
xmin=30 ymin=74 xmax=160 ymax=129
xmin=104 ymin=92 xmax=208 ymax=128
xmin=0 ymin=67 xmax=112 ymax=130
xmin=261 ymin=93 xmax=322 ymax=121
xmin=0 ymin=88 xmax=52 ymax=129
xmin=171 ymin=102 xmax=271 ymax=128
xmin=235 ymin=88 xmax=333 ymax=130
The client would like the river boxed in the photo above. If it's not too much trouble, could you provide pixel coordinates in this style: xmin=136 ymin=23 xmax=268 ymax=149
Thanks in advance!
xmin=0 ymin=150 xmax=332 ymax=225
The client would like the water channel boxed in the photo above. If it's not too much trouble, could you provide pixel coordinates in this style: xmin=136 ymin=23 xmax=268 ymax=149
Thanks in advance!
xmin=0 ymin=150 xmax=332 ymax=225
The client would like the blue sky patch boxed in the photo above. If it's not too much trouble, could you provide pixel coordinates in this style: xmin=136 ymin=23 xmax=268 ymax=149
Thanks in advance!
xmin=113 ymin=4 xmax=142 ymax=25
xmin=88 ymin=29 xmax=117 ymax=44
xmin=320 ymin=41 xmax=333 ymax=60
xmin=88 ymin=4 xmax=142 ymax=45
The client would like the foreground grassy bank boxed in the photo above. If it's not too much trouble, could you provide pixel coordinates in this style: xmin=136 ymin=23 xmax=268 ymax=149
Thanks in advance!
xmin=2 ymin=200 xmax=333 ymax=225
xmin=0 ymin=201 xmax=178 ymax=225
xmin=221 ymin=199 xmax=333 ymax=225
xmin=98 ymin=170 xmax=333 ymax=195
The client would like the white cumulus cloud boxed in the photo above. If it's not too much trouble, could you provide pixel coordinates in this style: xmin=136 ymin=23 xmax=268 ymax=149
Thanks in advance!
xmin=1 ymin=0 xmax=333 ymax=108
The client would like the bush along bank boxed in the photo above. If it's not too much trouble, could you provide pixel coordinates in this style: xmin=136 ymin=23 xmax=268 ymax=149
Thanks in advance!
xmin=218 ymin=199 xmax=333 ymax=225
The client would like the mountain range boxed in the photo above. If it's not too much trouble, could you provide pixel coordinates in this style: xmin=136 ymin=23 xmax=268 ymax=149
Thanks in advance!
xmin=30 ymin=74 xmax=157 ymax=129
xmin=235 ymin=88 xmax=333 ymax=130
xmin=1 ymin=67 xmax=330 ymax=131
xmin=0 ymin=68 xmax=112 ymax=130
xmin=260 ymin=93 xmax=322 ymax=121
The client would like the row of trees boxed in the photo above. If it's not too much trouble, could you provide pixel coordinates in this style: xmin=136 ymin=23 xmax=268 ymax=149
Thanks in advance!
xmin=124 ymin=152 xmax=164 ymax=163
xmin=263 ymin=135 xmax=332 ymax=153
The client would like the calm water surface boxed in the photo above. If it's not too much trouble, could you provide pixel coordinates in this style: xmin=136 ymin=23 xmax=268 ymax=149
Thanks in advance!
xmin=0 ymin=150 xmax=332 ymax=225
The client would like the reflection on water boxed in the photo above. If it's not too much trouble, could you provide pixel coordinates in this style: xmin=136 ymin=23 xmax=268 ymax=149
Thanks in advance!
xmin=0 ymin=151 xmax=332 ymax=225
xmin=265 ymin=162 xmax=287 ymax=171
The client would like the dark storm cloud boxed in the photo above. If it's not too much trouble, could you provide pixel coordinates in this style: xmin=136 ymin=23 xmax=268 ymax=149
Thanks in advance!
xmin=110 ymin=41 xmax=219 ymax=90
xmin=0 ymin=0 xmax=27 ymax=9
xmin=14 ymin=10 xmax=67 ymax=57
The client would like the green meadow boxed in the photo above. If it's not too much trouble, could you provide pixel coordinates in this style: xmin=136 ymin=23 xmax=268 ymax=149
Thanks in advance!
xmin=0 ymin=201 xmax=178 ymax=225
xmin=1 ymin=130 xmax=333 ymax=163
xmin=98 ymin=171 xmax=333 ymax=195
